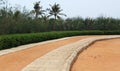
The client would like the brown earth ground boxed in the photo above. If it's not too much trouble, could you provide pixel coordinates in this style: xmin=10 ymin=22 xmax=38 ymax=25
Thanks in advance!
xmin=71 ymin=39 xmax=120 ymax=71
xmin=0 ymin=36 xmax=92 ymax=71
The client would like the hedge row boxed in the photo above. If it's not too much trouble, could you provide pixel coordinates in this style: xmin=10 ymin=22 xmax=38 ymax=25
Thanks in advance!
xmin=0 ymin=30 xmax=120 ymax=50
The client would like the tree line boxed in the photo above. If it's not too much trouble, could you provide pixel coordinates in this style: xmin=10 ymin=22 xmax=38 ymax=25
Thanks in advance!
xmin=0 ymin=0 xmax=120 ymax=35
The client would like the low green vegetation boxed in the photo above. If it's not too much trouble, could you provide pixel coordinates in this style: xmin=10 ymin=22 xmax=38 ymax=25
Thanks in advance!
xmin=0 ymin=30 xmax=120 ymax=50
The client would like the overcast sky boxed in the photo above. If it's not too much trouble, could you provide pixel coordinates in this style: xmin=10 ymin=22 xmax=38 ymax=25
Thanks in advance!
xmin=8 ymin=0 xmax=120 ymax=18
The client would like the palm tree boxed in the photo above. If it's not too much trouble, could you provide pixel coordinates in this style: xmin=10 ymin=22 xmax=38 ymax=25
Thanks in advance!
xmin=47 ymin=3 xmax=66 ymax=20
xmin=33 ymin=1 xmax=45 ymax=19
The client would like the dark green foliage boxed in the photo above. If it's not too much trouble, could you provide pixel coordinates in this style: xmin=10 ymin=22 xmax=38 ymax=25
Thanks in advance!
xmin=0 ymin=30 xmax=120 ymax=50
xmin=0 ymin=0 xmax=120 ymax=51
xmin=0 ymin=1 xmax=120 ymax=35
xmin=47 ymin=3 xmax=66 ymax=20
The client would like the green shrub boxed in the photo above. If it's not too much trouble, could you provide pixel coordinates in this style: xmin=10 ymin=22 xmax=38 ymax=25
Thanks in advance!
xmin=0 ymin=31 xmax=120 ymax=50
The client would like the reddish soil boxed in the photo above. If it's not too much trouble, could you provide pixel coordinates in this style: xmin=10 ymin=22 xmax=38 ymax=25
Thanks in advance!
xmin=71 ymin=39 xmax=120 ymax=71
xmin=0 ymin=36 xmax=90 ymax=71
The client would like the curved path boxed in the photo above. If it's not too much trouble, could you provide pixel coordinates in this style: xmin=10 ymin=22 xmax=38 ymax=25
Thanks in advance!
xmin=0 ymin=36 xmax=91 ymax=71
xmin=0 ymin=35 xmax=120 ymax=71
xmin=71 ymin=38 xmax=120 ymax=71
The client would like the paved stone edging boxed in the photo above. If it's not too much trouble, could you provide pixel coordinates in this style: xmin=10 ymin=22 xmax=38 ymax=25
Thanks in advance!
xmin=0 ymin=37 xmax=75 ymax=56
xmin=22 ymin=35 xmax=120 ymax=71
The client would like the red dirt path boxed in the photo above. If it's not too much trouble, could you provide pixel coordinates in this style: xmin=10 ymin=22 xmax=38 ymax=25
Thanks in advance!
xmin=71 ymin=39 xmax=120 ymax=71
xmin=0 ymin=36 xmax=91 ymax=71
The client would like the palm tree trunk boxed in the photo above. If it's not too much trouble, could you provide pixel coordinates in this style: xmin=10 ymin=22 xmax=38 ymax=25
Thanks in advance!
xmin=35 ymin=13 xmax=37 ymax=19
xmin=55 ymin=15 xmax=57 ymax=20
xmin=53 ymin=15 xmax=57 ymax=30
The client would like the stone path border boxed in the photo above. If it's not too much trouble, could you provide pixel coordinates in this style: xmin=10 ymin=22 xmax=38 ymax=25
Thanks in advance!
xmin=22 ymin=35 xmax=120 ymax=71
xmin=0 ymin=36 xmax=76 ymax=56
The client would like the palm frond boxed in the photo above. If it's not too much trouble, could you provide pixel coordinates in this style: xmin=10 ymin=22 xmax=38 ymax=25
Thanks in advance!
xmin=47 ymin=14 xmax=53 ymax=18
xmin=59 ymin=13 xmax=67 ymax=17
xmin=57 ymin=15 xmax=62 ymax=19
xmin=47 ymin=3 xmax=66 ymax=19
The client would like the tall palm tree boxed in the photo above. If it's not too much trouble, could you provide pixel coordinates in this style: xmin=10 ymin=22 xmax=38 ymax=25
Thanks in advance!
xmin=33 ymin=1 xmax=45 ymax=19
xmin=47 ymin=3 xmax=66 ymax=20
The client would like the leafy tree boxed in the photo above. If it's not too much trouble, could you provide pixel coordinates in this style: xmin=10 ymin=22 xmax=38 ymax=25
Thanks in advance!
xmin=47 ymin=3 xmax=66 ymax=20
xmin=33 ymin=1 xmax=45 ymax=19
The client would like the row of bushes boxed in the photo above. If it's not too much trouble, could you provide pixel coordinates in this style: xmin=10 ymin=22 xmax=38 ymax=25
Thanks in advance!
xmin=0 ymin=30 xmax=120 ymax=50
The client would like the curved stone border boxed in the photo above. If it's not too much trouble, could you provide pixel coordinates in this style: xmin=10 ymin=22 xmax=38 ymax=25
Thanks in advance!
xmin=22 ymin=35 xmax=120 ymax=71
xmin=0 ymin=36 xmax=77 ymax=56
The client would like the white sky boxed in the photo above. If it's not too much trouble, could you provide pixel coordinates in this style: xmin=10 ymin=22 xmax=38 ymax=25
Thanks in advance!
xmin=8 ymin=0 xmax=120 ymax=18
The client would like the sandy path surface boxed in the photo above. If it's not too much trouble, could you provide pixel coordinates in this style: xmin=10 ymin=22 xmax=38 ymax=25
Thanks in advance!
xmin=71 ymin=38 xmax=120 ymax=71
xmin=0 ymin=36 xmax=90 ymax=71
